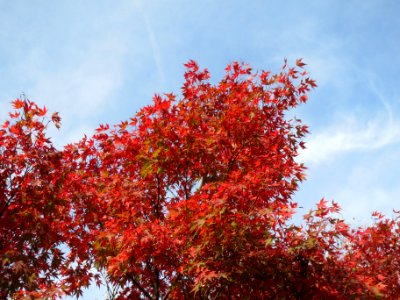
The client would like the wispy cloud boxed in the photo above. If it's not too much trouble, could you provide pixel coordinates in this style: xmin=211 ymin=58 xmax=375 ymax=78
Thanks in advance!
xmin=22 ymin=40 xmax=127 ymax=147
xmin=30 ymin=42 xmax=126 ymax=117
xmin=333 ymin=155 xmax=400 ymax=225
xmin=299 ymin=117 xmax=400 ymax=164
xmin=134 ymin=0 xmax=165 ymax=87
xmin=298 ymin=80 xmax=400 ymax=164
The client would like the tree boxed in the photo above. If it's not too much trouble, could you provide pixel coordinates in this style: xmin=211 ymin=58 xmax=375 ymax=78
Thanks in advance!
xmin=0 ymin=100 xmax=65 ymax=298
xmin=0 ymin=101 xmax=100 ymax=298
xmin=1 ymin=60 xmax=399 ymax=299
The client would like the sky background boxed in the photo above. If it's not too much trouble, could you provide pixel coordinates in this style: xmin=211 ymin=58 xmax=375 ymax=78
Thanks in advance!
xmin=1 ymin=0 xmax=400 ymax=298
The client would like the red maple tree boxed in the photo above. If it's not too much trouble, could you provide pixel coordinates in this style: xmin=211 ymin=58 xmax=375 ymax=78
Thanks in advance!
xmin=1 ymin=60 xmax=399 ymax=299
xmin=0 ymin=100 xmax=66 ymax=298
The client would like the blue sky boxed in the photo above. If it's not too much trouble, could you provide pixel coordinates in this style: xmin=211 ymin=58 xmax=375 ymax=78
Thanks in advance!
xmin=1 ymin=0 xmax=400 ymax=298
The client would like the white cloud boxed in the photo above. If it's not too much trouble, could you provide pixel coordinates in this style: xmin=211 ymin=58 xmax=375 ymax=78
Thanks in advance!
xmin=26 ymin=42 xmax=126 ymax=147
xmin=332 ymin=156 xmax=400 ymax=225
xmin=299 ymin=115 xmax=400 ymax=164
xmin=26 ymin=39 xmax=126 ymax=114
xmin=298 ymin=77 xmax=400 ymax=164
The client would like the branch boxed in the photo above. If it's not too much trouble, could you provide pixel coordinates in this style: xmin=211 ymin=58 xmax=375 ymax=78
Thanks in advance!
xmin=128 ymin=275 xmax=153 ymax=300
xmin=154 ymin=267 xmax=160 ymax=300
xmin=0 ymin=192 xmax=16 ymax=220
xmin=162 ymin=273 xmax=182 ymax=300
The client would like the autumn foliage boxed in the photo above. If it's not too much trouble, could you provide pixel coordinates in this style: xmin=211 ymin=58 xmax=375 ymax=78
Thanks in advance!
xmin=1 ymin=60 xmax=400 ymax=299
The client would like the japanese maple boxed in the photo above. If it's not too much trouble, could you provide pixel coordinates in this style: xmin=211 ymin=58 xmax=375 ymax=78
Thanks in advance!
xmin=1 ymin=60 xmax=399 ymax=299
xmin=0 ymin=100 xmax=65 ymax=298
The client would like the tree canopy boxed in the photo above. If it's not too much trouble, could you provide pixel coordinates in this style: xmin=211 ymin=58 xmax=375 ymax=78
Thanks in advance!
xmin=1 ymin=60 xmax=400 ymax=299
